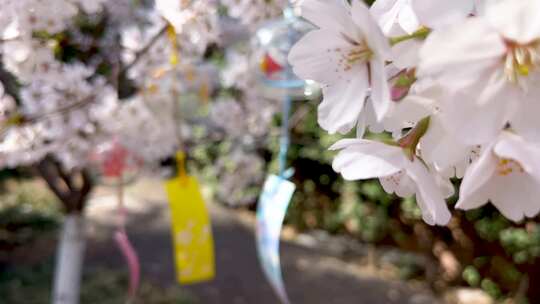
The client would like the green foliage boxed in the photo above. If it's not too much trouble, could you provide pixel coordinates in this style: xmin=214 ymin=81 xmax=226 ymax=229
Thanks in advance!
xmin=500 ymin=225 xmax=540 ymax=264
xmin=0 ymin=260 xmax=54 ymax=303
xmin=81 ymin=269 xmax=196 ymax=304
xmin=0 ymin=262 xmax=196 ymax=304
xmin=0 ymin=182 xmax=61 ymax=251
xmin=462 ymin=265 xmax=481 ymax=287
xmin=400 ymin=197 xmax=422 ymax=221
xmin=481 ymin=278 xmax=502 ymax=299
xmin=394 ymin=253 xmax=425 ymax=280
xmin=474 ymin=214 xmax=510 ymax=242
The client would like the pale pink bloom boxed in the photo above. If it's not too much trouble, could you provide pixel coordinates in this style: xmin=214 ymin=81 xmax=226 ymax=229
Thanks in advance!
xmin=457 ymin=132 xmax=540 ymax=222
xmin=288 ymin=0 xmax=392 ymax=134
xmin=331 ymin=138 xmax=451 ymax=225
xmin=418 ymin=0 xmax=540 ymax=144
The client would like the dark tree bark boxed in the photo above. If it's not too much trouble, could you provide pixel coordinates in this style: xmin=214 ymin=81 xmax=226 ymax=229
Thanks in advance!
xmin=35 ymin=155 xmax=94 ymax=214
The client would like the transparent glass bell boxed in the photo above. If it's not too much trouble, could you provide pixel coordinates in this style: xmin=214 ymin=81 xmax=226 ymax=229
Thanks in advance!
xmin=89 ymin=141 xmax=141 ymax=187
xmin=251 ymin=8 xmax=320 ymax=100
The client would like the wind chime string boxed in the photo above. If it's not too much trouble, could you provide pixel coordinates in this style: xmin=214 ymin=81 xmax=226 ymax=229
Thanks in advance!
xmin=278 ymin=93 xmax=292 ymax=178
xmin=101 ymin=142 xmax=141 ymax=302
xmin=114 ymin=182 xmax=140 ymax=303
xmin=278 ymin=6 xmax=298 ymax=180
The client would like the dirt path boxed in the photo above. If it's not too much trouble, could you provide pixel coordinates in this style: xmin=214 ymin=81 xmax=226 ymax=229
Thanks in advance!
xmin=84 ymin=178 xmax=441 ymax=304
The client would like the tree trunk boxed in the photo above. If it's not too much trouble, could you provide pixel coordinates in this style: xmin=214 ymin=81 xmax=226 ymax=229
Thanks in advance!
xmin=35 ymin=156 xmax=94 ymax=304
xmin=52 ymin=214 xmax=86 ymax=304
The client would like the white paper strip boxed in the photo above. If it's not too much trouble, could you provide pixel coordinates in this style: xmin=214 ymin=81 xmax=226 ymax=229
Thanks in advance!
xmin=256 ymin=174 xmax=295 ymax=304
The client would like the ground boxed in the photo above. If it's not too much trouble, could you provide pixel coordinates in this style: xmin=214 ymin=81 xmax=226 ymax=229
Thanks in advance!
xmin=84 ymin=178 xmax=441 ymax=304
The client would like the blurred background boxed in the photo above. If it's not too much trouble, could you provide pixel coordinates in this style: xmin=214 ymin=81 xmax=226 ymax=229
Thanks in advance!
xmin=0 ymin=0 xmax=538 ymax=304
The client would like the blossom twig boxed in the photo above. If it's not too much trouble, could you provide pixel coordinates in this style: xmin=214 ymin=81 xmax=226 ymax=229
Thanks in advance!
xmin=120 ymin=25 xmax=168 ymax=75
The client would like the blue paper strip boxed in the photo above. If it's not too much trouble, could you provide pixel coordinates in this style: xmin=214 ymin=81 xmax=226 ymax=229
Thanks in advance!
xmin=256 ymin=174 xmax=295 ymax=304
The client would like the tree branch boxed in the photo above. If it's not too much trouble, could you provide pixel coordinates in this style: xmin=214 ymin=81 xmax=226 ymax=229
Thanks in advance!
xmin=35 ymin=155 xmax=94 ymax=214
xmin=0 ymin=55 xmax=21 ymax=104
xmin=120 ymin=25 xmax=168 ymax=75
xmin=76 ymin=168 xmax=93 ymax=212
xmin=36 ymin=157 xmax=70 ymax=209
xmin=53 ymin=159 xmax=74 ymax=191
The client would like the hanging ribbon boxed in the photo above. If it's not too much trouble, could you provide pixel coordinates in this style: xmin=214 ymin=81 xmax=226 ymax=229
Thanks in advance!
xmin=114 ymin=184 xmax=140 ymax=301
xmin=165 ymin=151 xmax=216 ymax=284
xmin=99 ymin=141 xmax=141 ymax=301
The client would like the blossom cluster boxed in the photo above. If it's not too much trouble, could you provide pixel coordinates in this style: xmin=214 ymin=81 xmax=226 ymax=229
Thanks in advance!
xmin=0 ymin=0 xmax=221 ymax=171
xmin=289 ymin=0 xmax=540 ymax=224
xmin=221 ymin=0 xmax=289 ymax=30
xmin=205 ymin=47 xmax=281 ymax=205
xmin=0 ymin=0 xmax=289 ymax=208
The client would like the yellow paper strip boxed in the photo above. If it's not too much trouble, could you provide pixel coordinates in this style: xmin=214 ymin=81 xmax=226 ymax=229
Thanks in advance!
xmin=166 ymin=23 xmax=179 ymax=66
xmin=165 ymin=155 xmax=215 ymax=284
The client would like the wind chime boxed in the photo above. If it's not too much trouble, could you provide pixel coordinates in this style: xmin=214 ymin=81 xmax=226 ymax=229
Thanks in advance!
xmin=163 ymin=23 xmax=216 ymax=285
xmin=252 ymin=7 xmax=317 ymax=304
xmin=91 ymin=140 xmax=142 ymax=302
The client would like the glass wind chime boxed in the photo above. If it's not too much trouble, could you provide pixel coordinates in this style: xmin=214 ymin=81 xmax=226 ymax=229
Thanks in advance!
xmin=90 ymin=140 xmax=142 ymax=301
xmin=163 ymin=24 xmax=216 ymax=285
xmin=252 ymin=7 xmax=317 ymax=304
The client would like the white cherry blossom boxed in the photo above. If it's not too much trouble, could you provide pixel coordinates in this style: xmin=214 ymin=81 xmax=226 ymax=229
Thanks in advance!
xmin=288 ymin=0 xmax=392 ymax=134
xmin=371 ymin=0 xmax=419 ymax=35
xmin=457 ymin=132 xmax=540 ymax=222
xmin=411 ymin=0 xmax=474 ymax=29
xmin=331 ymin=138 xmax=451 ymax=225
xmin=418 ymin=0 xmax=540 ymax=144
xmin=221 ymin=0 xmax=288 ymax=29
xmin=371 ymin=0 xmax=475 ymax=68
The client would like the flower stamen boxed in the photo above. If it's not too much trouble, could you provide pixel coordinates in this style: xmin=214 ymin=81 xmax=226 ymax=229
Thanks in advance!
xmin=333 ymin=41 xmax=373 ymax=72
xmin=504 ymin=40 xmax=540 ymax=85
xmin=496 ymin=158 xmax=524 ymax=176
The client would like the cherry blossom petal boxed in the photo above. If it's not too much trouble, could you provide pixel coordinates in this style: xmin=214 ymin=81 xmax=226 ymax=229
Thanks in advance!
xmin=351 ymin=0 xmax=392 ymax=59
xmin=406 ymin=159 xmax=451 ymax=225
xmin=364 ymin=100 xmax=386 ymax=134
xmin=370 ymin=0 xmax=404 ymax=34
xmin=495 ymin=175 xmax=540 ymax=221
xmin=391 ymin=39 xmax=422 ymax=68
xmin=288 ymin=29 xmax=351 ymax=84
xmin=440 ymin=82 xmax=515 ymax=145
xmin=412 ymin=0 xmax=473 ymax=29
xmin=456 ymin=144 xmax=497 ymax=211
xmin=380 ymin=170 xmax=416 ymax=197
xmin=435 ymin=174 xmax=455 ymax=199
xmin=494 ymin=132 xmax=540 ymax=184
xmin=383 ymin=92 xmax=433 ymax=133
xmin=486 ymin=0 xmax=540 ymax=44
xmin=418 ymin=18 xmax=505 ymax=80
xmin=397 ymin=2 xmax=420 ymax=34
xmin=331 ymin=139 xmax=405 ymax=180
xmin=356 ymin=107 xmax=368 ymax=138
xmin=301 ymin=0 xmax=358 ymax=37
xmin=369 ymin=59 xmax=391 ymax=121
xmin=511 ymin=86 xmax=540 ymax=143
xmin=318 ymin=70 xmax=369 ymax=134
xmin=457 ymin=134 xmax=540 ymax=222
xmin=419 ymin=116 xmax=471 ymax=173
